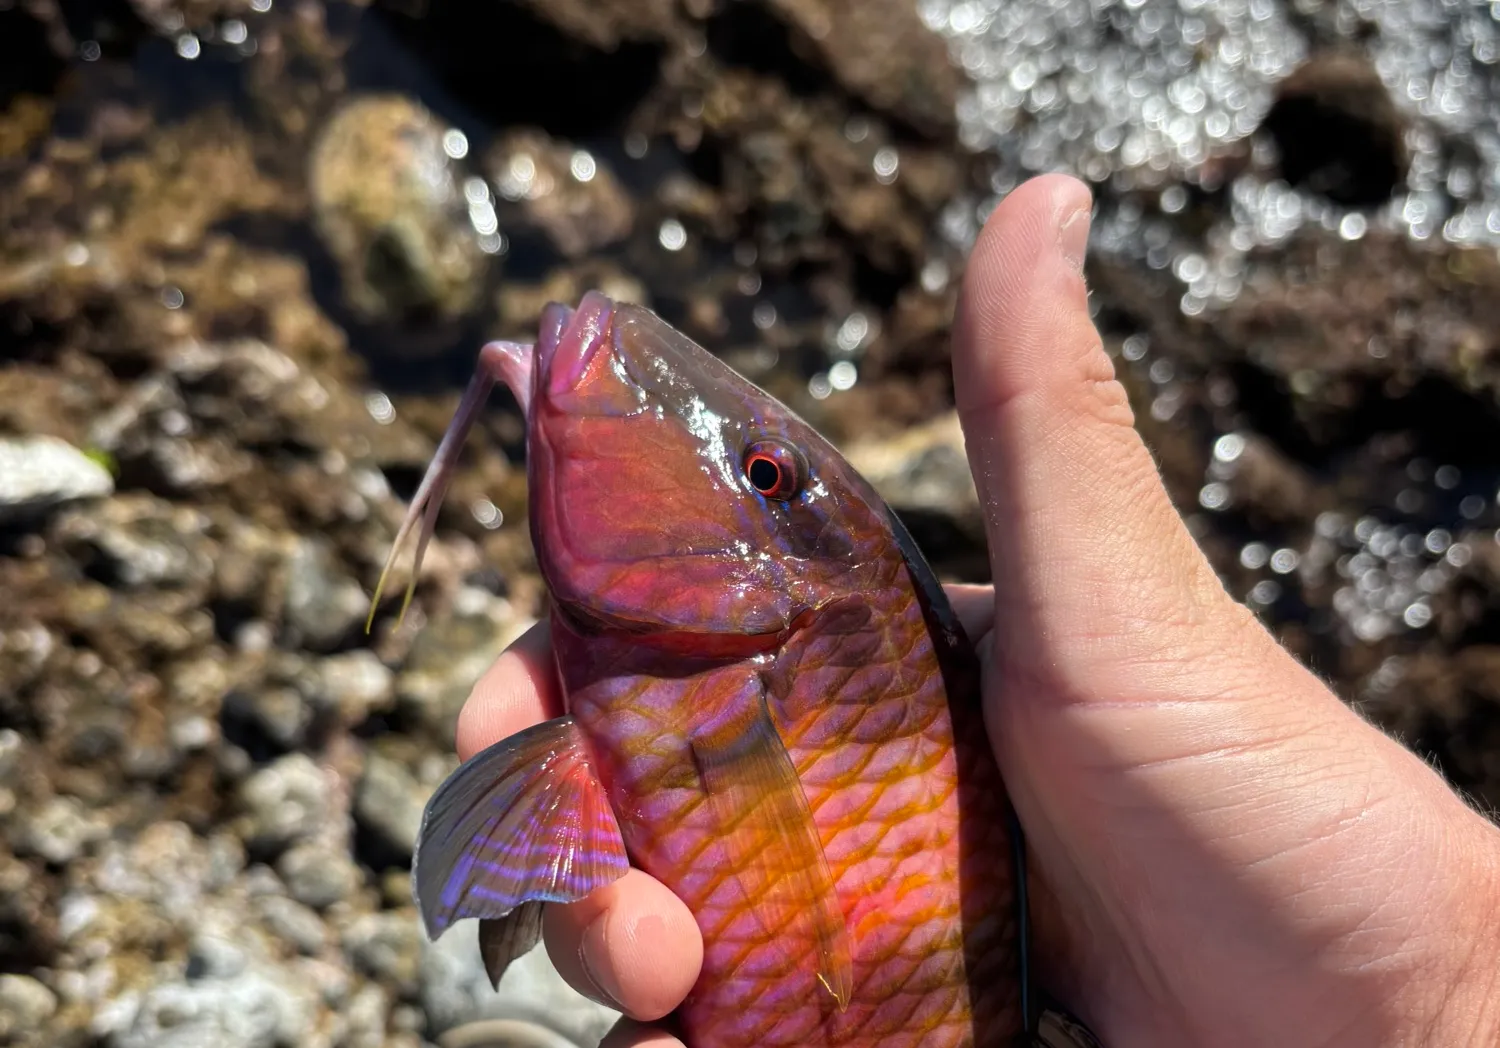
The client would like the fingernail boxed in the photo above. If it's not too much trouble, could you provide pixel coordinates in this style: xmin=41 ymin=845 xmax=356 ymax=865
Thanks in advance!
xmin=578 ymin=921 xmax=625 ymax=1010
xmin=1056 ymin=194 xmax=1092 ymax=275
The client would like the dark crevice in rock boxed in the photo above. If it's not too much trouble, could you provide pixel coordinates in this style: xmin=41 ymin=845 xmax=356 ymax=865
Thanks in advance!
xmin=0 ymin=7 xmax=68 ymax=105
xmin=365 ymin=0 xmax=664 ymax=140
xmin=704 ymin=1 xmax=838 ymax=100
xmin=1262 ymin=52 xmax=1407 ymax=208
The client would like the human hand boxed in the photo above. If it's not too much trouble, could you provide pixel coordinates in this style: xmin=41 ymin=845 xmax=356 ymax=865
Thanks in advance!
xmin=454 ymin=173 xmax=1500 ymax=1048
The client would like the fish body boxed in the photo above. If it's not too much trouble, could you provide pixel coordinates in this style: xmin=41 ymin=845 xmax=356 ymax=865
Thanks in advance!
xmin=377 ymin=293 xmax=1039 ymax=1047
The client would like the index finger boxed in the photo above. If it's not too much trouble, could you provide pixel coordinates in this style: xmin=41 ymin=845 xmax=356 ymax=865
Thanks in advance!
xmin=454 ymin=619 xmax=562 ymax=761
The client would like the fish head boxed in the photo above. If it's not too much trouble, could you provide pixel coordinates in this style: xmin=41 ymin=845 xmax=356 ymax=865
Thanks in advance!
xmin=519 ymin=291 xmax=891 ymax=645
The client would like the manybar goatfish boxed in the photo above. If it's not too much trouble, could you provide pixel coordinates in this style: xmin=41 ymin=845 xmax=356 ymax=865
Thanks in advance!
xmin=371 ymin=292 xmax=1097 ymax=1047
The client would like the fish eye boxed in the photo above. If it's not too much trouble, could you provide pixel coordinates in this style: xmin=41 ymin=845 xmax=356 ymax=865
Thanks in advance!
xmin=743 ymin=440 xmax=805 ymax=500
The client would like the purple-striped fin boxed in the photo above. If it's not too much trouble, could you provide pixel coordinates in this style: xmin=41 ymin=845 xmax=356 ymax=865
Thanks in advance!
xmin=412 ymin=715 xmax=629 ymax=940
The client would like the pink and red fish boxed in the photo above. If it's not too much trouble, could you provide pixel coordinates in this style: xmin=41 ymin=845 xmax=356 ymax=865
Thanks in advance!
xmin=370 ymin=293 xmax=1099 ymax=1047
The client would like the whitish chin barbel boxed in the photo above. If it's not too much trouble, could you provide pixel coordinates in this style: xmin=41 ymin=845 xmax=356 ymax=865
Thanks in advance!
xmin=368 ymin=291 xmax=1104 ymax=1048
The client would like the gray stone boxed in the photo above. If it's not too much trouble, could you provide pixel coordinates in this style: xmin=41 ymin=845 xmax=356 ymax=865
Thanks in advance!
xmin=225 ymin=685 xmax=310 ymax=750
xmin=256 ymin=895 xmax=329 ymax=955
xmin=277 ymin=840 xmax=363 ymax=910
xmin=397 ymin=597 xmax=534 ymax=741
xmin=420 ymin=924 xmax=616 ymax=1046
xmin=355 ymin=752 xmax=426 ymax=860
xmin=105 ymin=960 xmax=317 ymax=1048
xmin=343 ymin=910 xmax=424 ymax=998
xmin=52 ymin=494 xmax=216 ymax=589
xmin=312 ymin=650 xmax=396 ymax=724
xmin=0 ymin=974 xmax=58 ymax=1040
xmin=342 ymin=982 xmax=390 ymax=1048
xmin=842 ymin=411 xmax=980 ymax=530
xmin=283 ymin=538 xmax=369 ymax=652
xmin=0 ymin=435 xmax=113 ymax=523
xmin=237 ymin=754 xmax=337 ymax=854
xmin=13 ymin=795 xmax=109 ymax=864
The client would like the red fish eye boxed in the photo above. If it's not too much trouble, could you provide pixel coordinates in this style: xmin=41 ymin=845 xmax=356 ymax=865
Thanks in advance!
xmin=743 ymin=440 xmax=804 ymax=500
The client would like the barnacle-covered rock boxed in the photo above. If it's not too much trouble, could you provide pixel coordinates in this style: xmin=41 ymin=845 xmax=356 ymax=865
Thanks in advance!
xmin=310 ymin=95 xmax=492 ymax=328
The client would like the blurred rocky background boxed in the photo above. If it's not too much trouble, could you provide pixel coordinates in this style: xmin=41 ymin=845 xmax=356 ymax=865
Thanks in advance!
xmin=1 ymin=0 xmax=1498 ymax=1044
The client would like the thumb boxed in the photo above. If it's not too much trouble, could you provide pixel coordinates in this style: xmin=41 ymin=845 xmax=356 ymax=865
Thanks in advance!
xmin=952 ymin=172 xmax=1263 ymax=717
xmin=951 ymin=174 xmax=1499 ymax=1042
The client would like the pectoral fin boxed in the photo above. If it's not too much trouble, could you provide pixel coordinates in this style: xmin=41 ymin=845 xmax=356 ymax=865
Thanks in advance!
xmin=691 ymin=701 xmax=852 ymax=1010
xmin=412 ymin=715 xmax=629 ymax=984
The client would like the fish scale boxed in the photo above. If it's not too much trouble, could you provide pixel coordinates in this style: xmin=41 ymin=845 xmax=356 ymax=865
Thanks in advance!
xmin=378 ymin=292 xmax=1104 ymax=1048
xmin=555 ymin=572 xmax=1019 ymax=1047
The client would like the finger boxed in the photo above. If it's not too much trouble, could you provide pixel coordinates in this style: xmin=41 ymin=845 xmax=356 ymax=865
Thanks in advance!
xmin=952 ymin=172 xmax=1259 ymax=703
xmin=943 ymin=583 xmax=995 ymax=642
xmin=544 ymin=867 xmax=703 ymax=1022
xmin=952 ymin=173 xmax=1500 ymax=1039
xmin=454 ymin=620 xmax=561 ymax=761
xmin=598 ymin=1021 xmax=687 ymax=1048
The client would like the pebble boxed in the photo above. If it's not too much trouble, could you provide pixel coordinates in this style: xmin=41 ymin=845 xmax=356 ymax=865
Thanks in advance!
xmin=397 ymin=598 xmax=534 ymax=741
xmin=236 ymin=753 xmax=338 ymax=854
xmin=13 ymin=795 xmax=109 ymax=865
xmin=0 ymin=974 xmax=58 ymax=1040
xmin=311 ymin=650 xmax=396 ymax=724
xmin=355 ymin=752 xmax=427 ymax=861
xmin=282 ymin=538 xmax=370 ymax=652
xmin=277 ymin=840 xmax=364 ymax=910
xmin=342 ymin=982 xmax=391 ymax=1048
xmin=0 ymin=435 xmax=113 ymax=524
xmin=421 ymin=923 xmax=617 ymax=1045
xmin=256 ymin=895 xmax=330 ymax=955
xmin=53 ymin=495 xmax=217 ymax=590
xmin=105 ymin=959 xmax=318 ymax=1048
xmin=343 ymin=910 xmax=425 ymax=998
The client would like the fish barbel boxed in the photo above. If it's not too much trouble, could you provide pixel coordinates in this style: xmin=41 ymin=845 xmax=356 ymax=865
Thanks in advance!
xmin=371 ymin=292 xmax=1095 ymax=1047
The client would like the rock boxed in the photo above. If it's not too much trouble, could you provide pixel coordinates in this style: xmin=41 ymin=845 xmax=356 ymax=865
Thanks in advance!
xmin=509 ymin=0 xmax=679 ymax=50
xmin=256 ymin=895 xmax=329 ymax=955
xmin=310 ymin=94 xmax=491 ymax=328
xmin=0 ymin=435 xmax=113 ymax=524
xmin=397 ymin=594 xmax=535 ymax=742
xmin=0 ymin=974 xmax=58 ymax=1041
xmin=421 ymin=924 xmax=616 ymax=1046
xmin=222 ymin=685 xmax=310 ymax=751
xmin=487 ymin=129 xmax=635 ymax=258
xmin=236 ymin=754 xmax=338 ymax=854
xmin=104 ymin=958 xmax=318 ymax=1048
xmin=283 ymin=538 xmax=370 ymax=652
xmin=53 ymin=495 xmax=217 ymax=590
xmin=440 ymin=1019 xmax=588 ymax=1048
xmin=311 ymin=650 xmax=396 ymax=725
xmin=165 ymin=338 xmax=433 ymax=468
xmin=87 ymin=374 xmax=250 ymax=494
xmin=0 ymin=728 xmax=25 ymax=784
xmin=277 ymin=840 xmax=364 ymax=910
xmin=88 ymin=822 xmax=246 ymax=913
xmin=342 ymin=982 xmax=391 ymax=1048
xmin=841 ymin=411 xmax=987 ymax=578
xmin=12 ymin=795 xmax=110 ymax=865
xmin=355 ymin=751 xmax=426 ymax=861
xmin=1209 ymin=230 xmax=1500 ymax=448
xmin=765 ymin=0 xmax=961 ymax=134
xmin=343 ymin=910 xmax=424 ymax=999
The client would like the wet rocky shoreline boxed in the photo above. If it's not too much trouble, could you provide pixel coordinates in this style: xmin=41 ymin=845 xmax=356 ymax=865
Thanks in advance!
xmin=3 ymin=0 xmax=1499 ymax=1045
